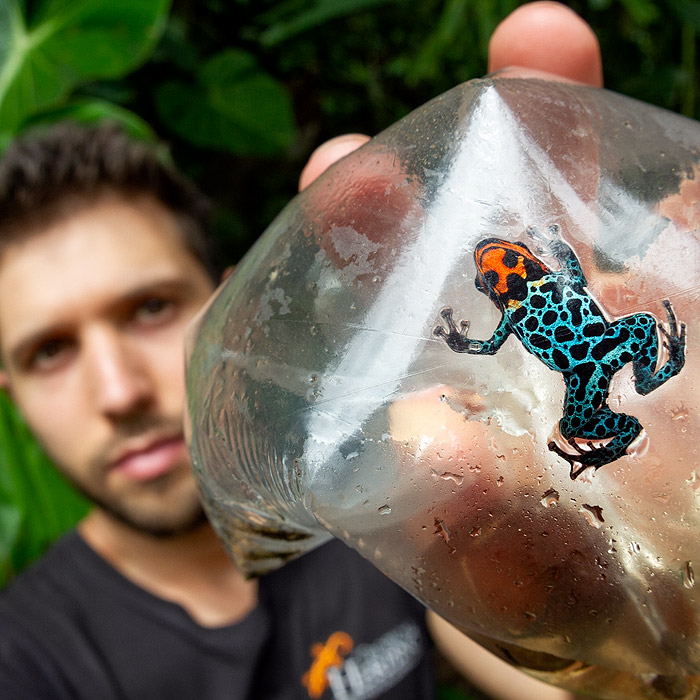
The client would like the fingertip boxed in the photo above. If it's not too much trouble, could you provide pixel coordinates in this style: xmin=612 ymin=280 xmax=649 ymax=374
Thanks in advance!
xmin=299 ymin=134 xmax=371 ymax=191
xmin=488 ymin=1 xmax=603 ymax=87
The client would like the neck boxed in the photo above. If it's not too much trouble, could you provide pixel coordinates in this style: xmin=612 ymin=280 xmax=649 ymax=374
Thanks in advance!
xmin=79 ymin=509 xmax=257 ymax=627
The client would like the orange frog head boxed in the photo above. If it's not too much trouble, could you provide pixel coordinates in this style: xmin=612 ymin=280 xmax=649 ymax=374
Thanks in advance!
xmin=474 ymin=238 xmax=549 ymax=306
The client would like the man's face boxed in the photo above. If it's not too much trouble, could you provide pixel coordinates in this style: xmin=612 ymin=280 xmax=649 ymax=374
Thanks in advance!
xmin=0 ymin=194 xmax=216 ymax=535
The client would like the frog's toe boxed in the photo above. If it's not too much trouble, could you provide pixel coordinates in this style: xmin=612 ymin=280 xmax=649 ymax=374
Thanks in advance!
xmin=548 ymin=440 xmax=576 ymax=463
xmin=659 ymin=319 xmax=687 ymax=363
xmin=548 ymin=441 xmax=586 ymax=479
xmin=438 ymin=307 xmax=459 ymax=333
xmin=570 ymin=463 xmax=594 ymax=480
xmin=661 ymin=299 xmax=685 ymax=341
xmin=566 ymin=437 xmax=595 ymax=454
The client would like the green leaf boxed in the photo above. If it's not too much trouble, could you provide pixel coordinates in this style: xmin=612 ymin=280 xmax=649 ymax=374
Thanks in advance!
xmin=668 ymin=0 xmax=700 ymax=29
xmin=0 ymin=391 xmax=88 ymax=585
xmin=0 ymin=0 xmax=171 ymax=137
xmin=619 ymin=0 xmax=660 ymax=26
xmin=403 ymin=0 xmax=470 ymax=86
xmin=155 ymin=48 xmax=296 ymax=155
xmin=259 ymin=0 xmax=399 ymax=46
xmin=0 ymin=504 xmax=21 ymax=582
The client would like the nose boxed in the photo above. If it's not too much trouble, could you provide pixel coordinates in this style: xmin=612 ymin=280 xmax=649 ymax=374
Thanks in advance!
xmin=83 ymin=325 xmax=153 ymax=418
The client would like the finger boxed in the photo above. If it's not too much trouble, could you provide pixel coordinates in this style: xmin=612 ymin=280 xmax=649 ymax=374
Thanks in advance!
xmin=299 ymin=133 xmax=371 ymax=191
xmin=488 ymin=1 xmax=603 ymax=87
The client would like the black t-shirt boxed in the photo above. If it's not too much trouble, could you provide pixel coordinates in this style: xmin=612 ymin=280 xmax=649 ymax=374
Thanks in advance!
xmin=0 ymin=532 xmax=433 ymax=700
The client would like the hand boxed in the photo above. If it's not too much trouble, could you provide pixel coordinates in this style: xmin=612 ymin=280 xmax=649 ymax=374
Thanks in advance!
xmin=298 ymin=1 xmax=603 ymax=191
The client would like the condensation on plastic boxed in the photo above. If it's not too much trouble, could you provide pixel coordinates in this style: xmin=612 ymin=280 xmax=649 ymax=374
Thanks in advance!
xmin=185 ymin=78 xmax=700 ymax=699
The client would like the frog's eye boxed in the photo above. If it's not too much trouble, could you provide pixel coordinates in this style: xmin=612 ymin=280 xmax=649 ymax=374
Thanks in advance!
xmin=484 ymin=269 xmax=500 ymax=290
xmin=502 ymin=249 xmax=521 ymax=269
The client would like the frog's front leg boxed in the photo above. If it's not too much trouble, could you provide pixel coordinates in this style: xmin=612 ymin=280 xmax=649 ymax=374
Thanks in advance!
xmin=434 ymin=307 xmax=511 ymax=355
xmin=527 ymin=224 xmax=587 ymax=288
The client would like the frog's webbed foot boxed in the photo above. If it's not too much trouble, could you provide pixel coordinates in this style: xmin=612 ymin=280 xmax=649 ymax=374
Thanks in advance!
xmin=550 ymin=410 xmax=642 ymax=477
xmin=568 ymin=438 xmax=597 ymax=455
xmin=526 ymin=223 xmax=562 ymax=252
xmin=659 ymin=299 xmax=687 ymax=365
xmin=434 ymin=307 xmax=477 ymax=353
xmin=434 ymin=307 xmax=468 ymax=338
xmin=569 ymin=462 xmax=594 ymax=481
xmin=547 ymin=441 xmax=590 ymax=479
xmin=548 ymin=441 xmax=604 ymax=480
xmin=633 ymin=300 xmax=686 ymax=395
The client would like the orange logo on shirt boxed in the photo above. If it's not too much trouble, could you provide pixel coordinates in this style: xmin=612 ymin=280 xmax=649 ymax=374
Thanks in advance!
xmin=302 ymin=631 xmax=354 ymax=698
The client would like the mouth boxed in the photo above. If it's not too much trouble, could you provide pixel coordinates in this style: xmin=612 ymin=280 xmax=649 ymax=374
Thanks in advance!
xmin=110 ymin=435 xmax=188 ymax=482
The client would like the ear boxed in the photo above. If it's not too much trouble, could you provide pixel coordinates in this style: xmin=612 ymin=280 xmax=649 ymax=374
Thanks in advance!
xmin=0 ymin=369 xmax=13 ymax=398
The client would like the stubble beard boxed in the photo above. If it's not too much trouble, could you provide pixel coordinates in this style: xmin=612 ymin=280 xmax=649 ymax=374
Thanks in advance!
xmin=52 ymin=413 xmax=208 ymax=538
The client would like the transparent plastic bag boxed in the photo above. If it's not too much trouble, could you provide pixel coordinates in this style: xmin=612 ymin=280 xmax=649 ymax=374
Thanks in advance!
xmin=186 ymin=78 xmax=700 ymax=698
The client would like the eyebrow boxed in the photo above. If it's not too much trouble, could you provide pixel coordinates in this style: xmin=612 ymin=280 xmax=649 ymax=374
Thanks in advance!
xmin=7 ymin=277 xmax=203 ymax=371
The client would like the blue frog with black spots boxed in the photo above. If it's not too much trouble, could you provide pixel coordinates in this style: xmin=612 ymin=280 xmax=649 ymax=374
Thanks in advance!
xmin=434 ymin=225 xmax=686 ymax=479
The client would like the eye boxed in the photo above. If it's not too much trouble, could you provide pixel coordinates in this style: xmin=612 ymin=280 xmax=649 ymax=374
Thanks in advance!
xmin=484 ymin=269 xmax=500 ymax=289
xmin=132 ymin=296 xmax=177 ymax=327
xmin=28 ymin=338 xmax=74 ymax=372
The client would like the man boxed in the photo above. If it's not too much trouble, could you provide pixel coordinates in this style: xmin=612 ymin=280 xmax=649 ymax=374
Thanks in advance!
xmin=0 ymin=3 xmax=598 ymax=698
xmin=0 ymin=121 xmax=441 ymax=699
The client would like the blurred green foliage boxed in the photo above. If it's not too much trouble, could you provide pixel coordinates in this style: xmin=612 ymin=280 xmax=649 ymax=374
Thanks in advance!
xmin=0 ymin=392 xmax=88 ymax=583
xmin=0 ymin=0 xmax=697 ymax=584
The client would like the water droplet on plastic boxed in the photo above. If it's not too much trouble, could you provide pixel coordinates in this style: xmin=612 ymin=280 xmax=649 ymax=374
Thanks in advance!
xmin=469 ymin=527 xmax=481 ymax=537
xmin=580 ymin=504 xmax=605 ymax=528
xmin=431 ymin=469 xmax=464 ymax=485
xmin=378 ymin=504 xmax=391 ymax=516
xmin=434 ymin=517 xmax=456 ymax=554
xmin=540 ymin=488 xmax=559 ymax=507
xmin=496 ymin=476 xmax=504 ymax=487
xmin=626 ymin=430 xmax=649 ymax=459
xmin=671 ymin=404 xmax=688 ymax=421
xmin=683 ymin=561 xmax=695 ymax=589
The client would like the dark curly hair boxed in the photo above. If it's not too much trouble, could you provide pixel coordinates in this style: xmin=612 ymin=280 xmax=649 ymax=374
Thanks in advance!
xmin=0 ymin=122 xmax=221 ymax=281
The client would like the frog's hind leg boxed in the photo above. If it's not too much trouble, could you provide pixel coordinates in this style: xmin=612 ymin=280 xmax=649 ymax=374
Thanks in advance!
xmin=551 ymin=407 xmax=643 ymax=478
xmin=632 ymin=301 xmax=686 ymax=396
xmin=550 ymin=370 xmax=643 ymax=477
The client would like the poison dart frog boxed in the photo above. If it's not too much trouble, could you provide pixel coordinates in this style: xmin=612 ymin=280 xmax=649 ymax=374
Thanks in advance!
xmin=433 ymin=225 xmax=686 ymax=479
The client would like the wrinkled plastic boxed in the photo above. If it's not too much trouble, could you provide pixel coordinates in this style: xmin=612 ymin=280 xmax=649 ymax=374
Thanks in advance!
xmin=185 ymin=78 xmax=700 ymax=699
